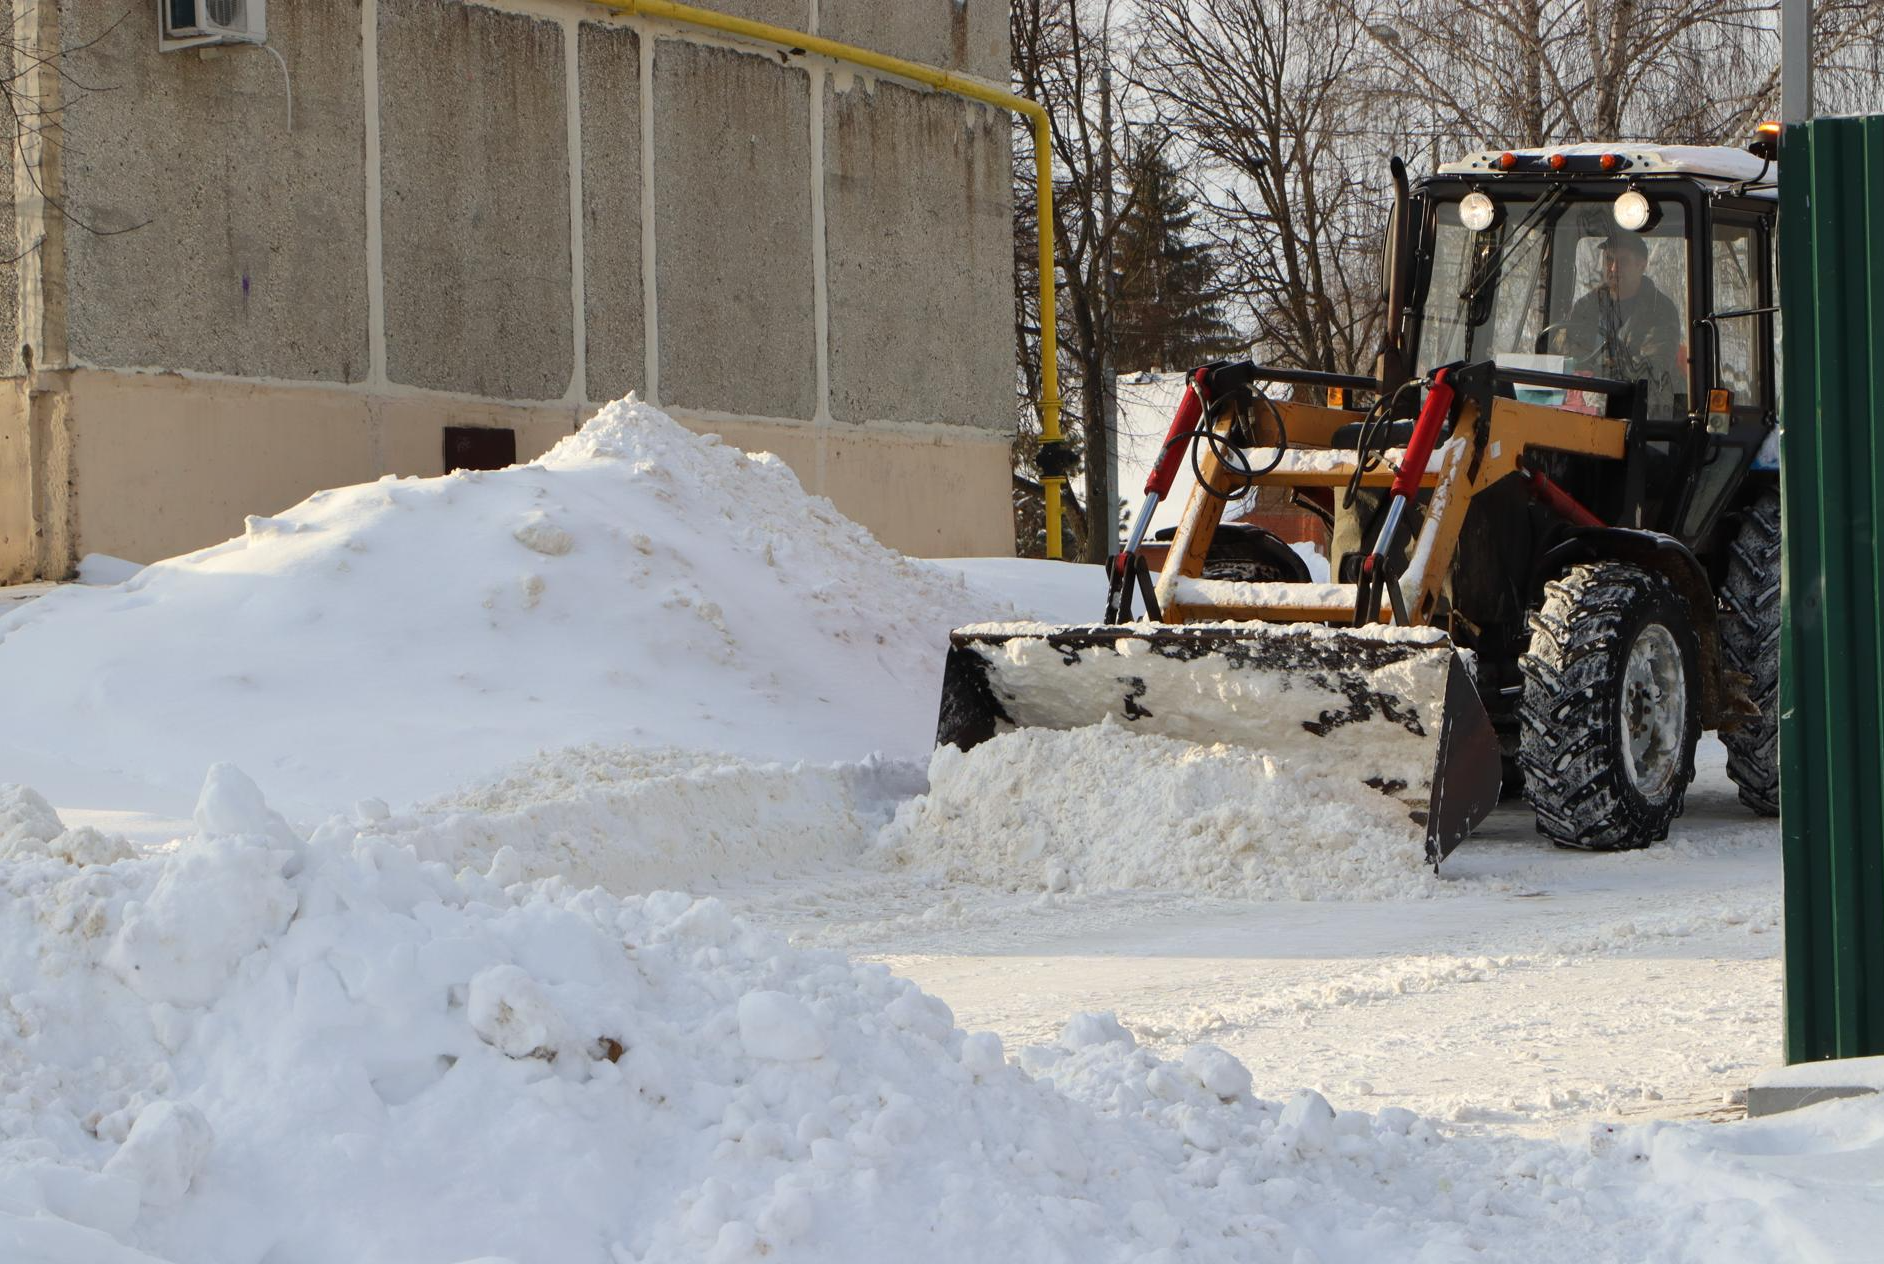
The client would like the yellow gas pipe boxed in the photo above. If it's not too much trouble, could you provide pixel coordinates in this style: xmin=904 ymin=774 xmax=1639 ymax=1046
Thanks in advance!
xmin=593 ymin=0 xmax=1067 ymax=557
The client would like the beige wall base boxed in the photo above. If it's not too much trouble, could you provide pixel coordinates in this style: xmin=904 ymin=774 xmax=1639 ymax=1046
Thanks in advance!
xmin=1 ymin=370 xmax=1014 ymax=578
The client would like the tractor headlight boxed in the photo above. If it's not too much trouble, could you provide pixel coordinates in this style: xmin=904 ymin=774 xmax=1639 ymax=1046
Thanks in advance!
xmin=1460 ymin=191 xmax=1499 ymax=232
xmin=1612 ymin=189 xmax=1654 ymax=232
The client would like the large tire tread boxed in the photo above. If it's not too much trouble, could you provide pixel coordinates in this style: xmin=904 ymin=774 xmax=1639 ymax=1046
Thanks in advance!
xmin=1519 ymin=562 xmax=1700 ymax=850
xmin=1719 ymin=492 xmax=1781 ymax=816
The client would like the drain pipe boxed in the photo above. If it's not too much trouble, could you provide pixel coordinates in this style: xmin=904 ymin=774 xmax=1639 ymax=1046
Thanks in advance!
xmin=595 ymin=0 xmax=1068 ymax=557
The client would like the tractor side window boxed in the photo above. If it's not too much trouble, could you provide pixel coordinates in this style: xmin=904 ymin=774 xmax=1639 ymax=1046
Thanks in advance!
xmin=1768 ymin=224 xmax=1783 ymax=427
xmin=1711 ymin=223 xmax=1764 ymax=406
xmin=1420 ymin=207 xmax=1476 ymax=368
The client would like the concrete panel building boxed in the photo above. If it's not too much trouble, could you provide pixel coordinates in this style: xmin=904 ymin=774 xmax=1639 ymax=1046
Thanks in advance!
xmin=0 ymin=0 xmax=1017 ymax=580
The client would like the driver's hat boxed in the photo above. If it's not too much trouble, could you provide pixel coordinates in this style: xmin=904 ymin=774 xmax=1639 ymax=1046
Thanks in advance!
xmin=1600 ymin=231 xmax=1649 ymax=258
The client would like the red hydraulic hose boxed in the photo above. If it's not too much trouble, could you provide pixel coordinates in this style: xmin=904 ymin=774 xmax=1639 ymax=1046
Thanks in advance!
xmin=1391 ymin=368 xmax=1455 ymax=499
xmin=1144 ymin=368 xmax=1211 ymax=497
xmin=1522 ymin=464 xmax=1605 ymax=528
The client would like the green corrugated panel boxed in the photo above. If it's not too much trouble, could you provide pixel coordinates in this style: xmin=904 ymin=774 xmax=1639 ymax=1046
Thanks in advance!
xmin=1779 ymin=117 xmax=1884 ymax=1063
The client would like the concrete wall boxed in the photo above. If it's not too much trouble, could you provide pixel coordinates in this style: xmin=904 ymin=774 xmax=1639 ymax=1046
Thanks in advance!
xmin=378 ymin=0 xmax=572 ymax=399
xmin=578 ymin=21 xmax=644 ymax=405
xmin=58 ymin=0 xmax=371 ymax=382
xmin=822 ymin=0 xmax=1010 ymax=82
xmin=825 ymin=79 xmax=1013 ymax=429
xmin=653 ymin=41 xmax=817 ymax=420
xmin=2 ymin=0 xmax=1018 ymax=578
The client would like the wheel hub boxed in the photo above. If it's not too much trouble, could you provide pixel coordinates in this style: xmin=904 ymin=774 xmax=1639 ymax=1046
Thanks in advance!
xmin=1621 ymin=622 xmax=1685 ymax=797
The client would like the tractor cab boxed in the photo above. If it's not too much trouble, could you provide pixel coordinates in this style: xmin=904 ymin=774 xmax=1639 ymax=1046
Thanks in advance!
xmin=1397 ymin=144 xmax=1778 ymax=546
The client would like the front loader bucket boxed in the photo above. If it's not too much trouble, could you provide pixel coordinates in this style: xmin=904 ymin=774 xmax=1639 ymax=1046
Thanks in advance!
xmin=936 ymin=622 xmax=1502 ymax=864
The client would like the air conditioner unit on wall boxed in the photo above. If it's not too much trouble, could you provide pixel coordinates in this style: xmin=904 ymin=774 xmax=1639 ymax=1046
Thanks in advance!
xmin=159 ymin=0 xmax=266 ymax=51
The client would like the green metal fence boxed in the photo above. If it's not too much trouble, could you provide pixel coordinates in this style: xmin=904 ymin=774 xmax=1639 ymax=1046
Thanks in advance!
xmin=1778 ymin=116 xmax=1884 ymax=1063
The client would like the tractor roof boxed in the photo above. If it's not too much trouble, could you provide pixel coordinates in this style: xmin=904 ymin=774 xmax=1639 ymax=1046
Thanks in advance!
xmin=1439 ymin=143 xmax=1773 ymax=186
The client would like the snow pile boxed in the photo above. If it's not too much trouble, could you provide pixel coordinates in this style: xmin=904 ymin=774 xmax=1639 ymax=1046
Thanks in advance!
xmin=3 ymin=769 xmax=1866 ymax=1264
xmin=0 ymin=770 xmax=1466 ymax=1262
xmin=876 ymin=724 xmax=1452 ymax=900
xmin=0 ymin=399 xmax=1005 ymax=820
xmin=0 ymin=785 xmax=135 ymax=868
xmin=369 ymin=745 xmax=927 ymax=893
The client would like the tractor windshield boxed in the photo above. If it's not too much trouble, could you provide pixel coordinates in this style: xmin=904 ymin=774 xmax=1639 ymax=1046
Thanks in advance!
xmin=1416 ymin=193 xmax=1690 ymax=419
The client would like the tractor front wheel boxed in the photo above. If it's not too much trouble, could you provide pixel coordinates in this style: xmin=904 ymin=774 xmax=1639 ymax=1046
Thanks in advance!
xmin=1519 ymin=562 xmax=1701 ymax=849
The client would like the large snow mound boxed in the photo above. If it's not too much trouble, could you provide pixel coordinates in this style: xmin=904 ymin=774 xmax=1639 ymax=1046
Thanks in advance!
xmin=0 ymin=400 xmax=1004 ymax=820
xmin=875 ymin=724 xmax=1454 ymax=901
xmin=5 ymin=770 xmax=1859 ymax=1264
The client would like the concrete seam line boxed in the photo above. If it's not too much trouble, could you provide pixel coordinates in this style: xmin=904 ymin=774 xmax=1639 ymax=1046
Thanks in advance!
xmin=809 ymin=61 xmax=832 ymax=494
xmin=638 ymin=20 xmax=659 ymax=406
xmin=79 ymin=362 xmax=589 ymax=410
xmin=54 ymin=363 xmax=1007 ymax=445
xmin=362 ymin=0 xmax=388 ymax=387
xmin=562 ymin=13 xmax=587 ymax=409
xmin=14 ymin=0 xmax=66 ymax=374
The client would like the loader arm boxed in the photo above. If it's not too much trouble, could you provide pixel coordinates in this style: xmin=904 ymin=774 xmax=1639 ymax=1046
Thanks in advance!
xmin=1155 ymin=382 xmax=1629 ymax=628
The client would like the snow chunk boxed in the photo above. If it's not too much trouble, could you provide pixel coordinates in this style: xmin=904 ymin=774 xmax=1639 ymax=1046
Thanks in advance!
xmin=960 ymin=1031 xmax=1006 ymax=1078
xmin=102 ymin=1101 xmax=213 ymax=1207
xmin=512 ymin=511 xmax=575 ymax=557
xmin=104 ymin=834 xmax=296 ymax=1007
xmin=1059 ymin=1011 xmax=1136 ymax=1051
xmin=467 ymin=965 xmax=568 ymax=1060
xmin=193 ymin=764 xmax=296 ymax=846
xmin=0 ymin=785 xmax=134 ymax=865
xmin=1277 ymin=1090 xmax=1337 ymax=1155
xmin=1182 ymin=1045 xmax=1253 ymax=1102
xmin=397 ymin=745 xmax=922 ymax=897
xmin=738 ymin=991 xmax=826 ymax=1061
xmin=76 ymin=551 xmax=144 ymax=585
xmin=0 ymin=783 xmax=63 ymax=851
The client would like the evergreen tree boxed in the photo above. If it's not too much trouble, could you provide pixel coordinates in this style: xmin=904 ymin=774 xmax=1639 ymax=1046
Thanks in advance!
xmin=1109 ymin=137 xmax=1240 ymax=374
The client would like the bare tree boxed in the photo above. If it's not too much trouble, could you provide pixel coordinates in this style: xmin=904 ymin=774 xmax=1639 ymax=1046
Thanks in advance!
xmin=1133 ymin=0 xmax=1406 ymax=375
xmin=3 ymin=5 xmax=145 ymax=261
xmin=1012 ymin=0 xmax=1154 ymax=562
xmin=1338 ymin=0 xmax=1884 ymax=151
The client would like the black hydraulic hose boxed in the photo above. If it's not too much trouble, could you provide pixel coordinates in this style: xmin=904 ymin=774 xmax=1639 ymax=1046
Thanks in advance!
xmin=1342 ymin=378 xmax=1423 ymax=510
xmin=1172 ymin=386 xmax=1290 ymax=504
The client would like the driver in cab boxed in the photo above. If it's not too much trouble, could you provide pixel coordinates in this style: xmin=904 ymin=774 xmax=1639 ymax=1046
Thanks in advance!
xmin=1561 ymin=231 xmax=1683 ymax=413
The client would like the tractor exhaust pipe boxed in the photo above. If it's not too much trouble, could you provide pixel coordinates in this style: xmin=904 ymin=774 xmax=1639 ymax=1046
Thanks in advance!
xmin=1374 ymin=157 xmax=1413 ymax=397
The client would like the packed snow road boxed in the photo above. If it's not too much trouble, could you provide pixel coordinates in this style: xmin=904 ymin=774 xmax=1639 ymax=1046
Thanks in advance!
xmin=728 ymin=739 xmax=1780 ymax=1137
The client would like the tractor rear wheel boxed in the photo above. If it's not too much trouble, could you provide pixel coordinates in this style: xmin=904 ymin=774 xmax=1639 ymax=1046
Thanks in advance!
xmin=1719 ymin=491 xmax=1781 ymax=816
xmin=1200 ymin=523 xmax=1312 ymax=584
xmin=1519 ymin=562 xmax=1700 ymax=849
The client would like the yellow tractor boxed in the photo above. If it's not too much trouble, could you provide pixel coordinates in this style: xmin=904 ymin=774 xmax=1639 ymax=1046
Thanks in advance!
xmin=941 ymin=139 xmax=1782 ymax=862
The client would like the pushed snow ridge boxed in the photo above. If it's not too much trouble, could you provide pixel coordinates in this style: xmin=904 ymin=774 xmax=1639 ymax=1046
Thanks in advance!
xmin=878 ymin=725 xmax=1449 ymax=901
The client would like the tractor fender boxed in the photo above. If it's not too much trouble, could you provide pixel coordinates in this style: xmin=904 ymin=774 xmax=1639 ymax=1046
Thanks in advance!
xmin=1535 ymin=528 xmax=1745 ymax=731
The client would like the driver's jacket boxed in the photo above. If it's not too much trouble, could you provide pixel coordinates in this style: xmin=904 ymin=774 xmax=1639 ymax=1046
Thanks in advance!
xmin=1562 ymin=276 xmax=1683 ymax=414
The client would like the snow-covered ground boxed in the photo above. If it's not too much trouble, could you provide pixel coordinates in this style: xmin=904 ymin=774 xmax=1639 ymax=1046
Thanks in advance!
xmin=1 ymin=399 xmax=1873 ymax=1264
xmin=754 ymin=739 xmax=1781 ymax=1137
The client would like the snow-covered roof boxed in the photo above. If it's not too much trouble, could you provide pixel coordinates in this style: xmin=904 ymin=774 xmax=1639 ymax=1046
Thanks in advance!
xmin=1439 ymin=143 xmax=1774 ymax=185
